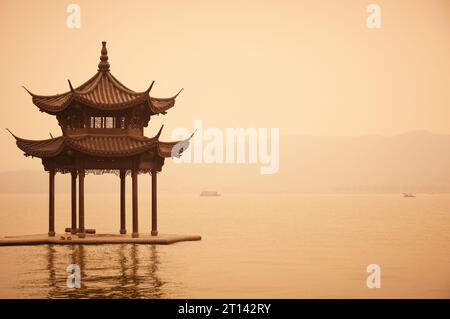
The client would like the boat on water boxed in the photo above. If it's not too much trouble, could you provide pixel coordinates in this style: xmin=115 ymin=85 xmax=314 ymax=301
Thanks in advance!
xmin=403 ymin=193 xmax=415 ymax=198
xmin=200 ymin=191 xmax=221 ymax=197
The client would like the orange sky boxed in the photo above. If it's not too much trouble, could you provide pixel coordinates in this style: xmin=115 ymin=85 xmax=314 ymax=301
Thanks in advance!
xmin=0 ymin=0 xmax=449 ymax=171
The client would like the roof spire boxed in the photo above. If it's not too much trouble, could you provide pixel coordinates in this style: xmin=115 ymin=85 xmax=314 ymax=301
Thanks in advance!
xmin=98 ymin=41 xmax=110 ymax=71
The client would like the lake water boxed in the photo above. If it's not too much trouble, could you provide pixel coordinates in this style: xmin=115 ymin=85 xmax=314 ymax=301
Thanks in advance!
xmin=0 ymin=193 xmax=449 ymax=298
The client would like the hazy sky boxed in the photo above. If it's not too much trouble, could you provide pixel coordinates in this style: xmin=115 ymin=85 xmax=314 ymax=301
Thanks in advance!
xmin=1 ymin=0 xmax=449 ymax=171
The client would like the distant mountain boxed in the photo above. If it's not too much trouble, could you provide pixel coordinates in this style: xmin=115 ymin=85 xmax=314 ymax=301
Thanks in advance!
xmin=1 ymin=131 xmax=450 ymax=194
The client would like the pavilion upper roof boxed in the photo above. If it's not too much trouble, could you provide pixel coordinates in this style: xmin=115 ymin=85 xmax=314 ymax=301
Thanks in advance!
xmin=24 ymin=42 xmax=182 ymax=115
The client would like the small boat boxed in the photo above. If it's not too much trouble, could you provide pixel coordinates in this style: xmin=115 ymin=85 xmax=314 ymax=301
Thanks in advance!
xmin=200 ymin=191 xmax=221 ymax=197
xmin=403 ymin=193 xmax=415 ymax=198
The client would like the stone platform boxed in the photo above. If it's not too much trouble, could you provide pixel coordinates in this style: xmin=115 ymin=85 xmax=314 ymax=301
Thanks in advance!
xmin=0 ymin=233 xmax=202 ymax=246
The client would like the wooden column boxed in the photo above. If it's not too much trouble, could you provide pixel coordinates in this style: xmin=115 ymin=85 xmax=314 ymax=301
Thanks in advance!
xmin=120 ymin=169 xmax=126 ymax=234
xmin=48 ymin=169 xmax=55 ymax=237
xmin=78 ymin=169 xmax=85 ymax=238
xmin=71 ymin=170 xmax=77 ymax=234
xmin=132 ymin=169 xmax=139 ymax=238
xmin=151 ymin=169 xmax=158 ymax=236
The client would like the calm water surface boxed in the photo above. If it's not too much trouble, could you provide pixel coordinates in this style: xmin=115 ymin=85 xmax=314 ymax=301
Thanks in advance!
xmin=0 ymin=194 xmax=449 ymax=298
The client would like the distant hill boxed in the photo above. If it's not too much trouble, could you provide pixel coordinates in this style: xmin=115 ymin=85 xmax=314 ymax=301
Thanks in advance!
xmin=1 ymin=131 xmax=450 ymax=194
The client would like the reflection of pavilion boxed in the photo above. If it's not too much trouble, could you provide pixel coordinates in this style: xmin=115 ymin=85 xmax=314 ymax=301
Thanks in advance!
xmin=46 ymin=244 xmax=166 ymax=298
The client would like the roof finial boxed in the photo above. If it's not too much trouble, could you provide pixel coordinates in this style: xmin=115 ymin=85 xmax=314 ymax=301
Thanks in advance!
xmin=22 ymin=86 xmax=34 ymax=96
xmin=146 ymin=81 xmax=155 ymax=93
xmin=68 ymin=79 xmax=74 ymax=92
xmin=175 ymin=88 xmax=184 ymax=98
xmin=155 ymin=125 xmax=164 ymax=138
xmin=98 ymin=41 xmax=110 ymax=71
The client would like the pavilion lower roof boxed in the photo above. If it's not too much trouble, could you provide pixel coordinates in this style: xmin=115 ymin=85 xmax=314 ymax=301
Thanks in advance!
xmin=11 ymin=134 xmax=190 ymax=159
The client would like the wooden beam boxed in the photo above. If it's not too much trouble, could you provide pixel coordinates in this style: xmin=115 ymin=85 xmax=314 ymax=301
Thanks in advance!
xmin=120 ymin=169 xmax=126 ymax=234
xmin=78 ymin=169 xmax=86 ymax=238
xmin=48 ymin=169 xmax=55 ymax=237
xmin=71 ymin=170 xmax=77 ymax=234
xmin=132 ymin=169 xmax=139 ymax=238
xmin=65 ymin=227 xmax=96 ymax=234
xmin=151 ymin=169 xmax=158 ymax=236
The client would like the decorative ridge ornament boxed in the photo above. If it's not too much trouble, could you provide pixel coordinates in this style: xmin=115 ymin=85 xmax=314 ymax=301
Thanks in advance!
xmin=98 ymin=41 xmax=110 ymax=71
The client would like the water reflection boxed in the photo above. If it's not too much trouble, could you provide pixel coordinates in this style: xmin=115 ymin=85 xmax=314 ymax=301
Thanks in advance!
xmin=46 ymin=245 xmax=56 ymax=289
xmin=44 ymin=244 xmax=168 ymax=298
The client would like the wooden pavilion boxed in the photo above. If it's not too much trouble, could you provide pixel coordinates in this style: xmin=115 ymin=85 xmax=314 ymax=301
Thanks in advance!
xmin=8 ymin=42 xmax=192 ymax=239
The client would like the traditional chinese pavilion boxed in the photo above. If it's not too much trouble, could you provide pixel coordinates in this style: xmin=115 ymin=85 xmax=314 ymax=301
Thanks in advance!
xmin=9 ymin=42 xmax=191 ymax=239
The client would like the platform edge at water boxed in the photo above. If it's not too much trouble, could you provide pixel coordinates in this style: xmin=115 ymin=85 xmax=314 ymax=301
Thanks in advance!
xmin=0 ymin=233 xmax=202 ymax=246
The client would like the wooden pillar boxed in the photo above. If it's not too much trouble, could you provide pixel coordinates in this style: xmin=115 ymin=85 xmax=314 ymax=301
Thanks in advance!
xmin=48 ymin=169 xmax=55 ymax=237
xmin=71 ymin=170 xmax=77 ymax=234
xmin=78 ymin=169 xmax=85 ymax=238
xmin=120 ymin=169 xmax=126 ymax=234
xmin=132 ymin=169 xmax=139 ymax=238
xmin=151 ymin=169 xmax=158 ymax=236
